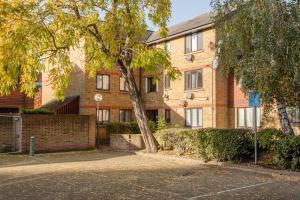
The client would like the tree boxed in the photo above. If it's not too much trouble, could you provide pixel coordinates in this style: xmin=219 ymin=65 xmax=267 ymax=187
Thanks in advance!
xmin=212 ymin=0 xmax=300 ymax=135
xmin=0 ymin=0 xmax=180 ymax=153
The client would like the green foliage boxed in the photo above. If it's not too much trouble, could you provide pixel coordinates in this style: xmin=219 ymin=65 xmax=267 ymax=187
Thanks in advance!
xmin=257 ymin=128 xmax=285 ymax=152
xmin=21 ymin=108 xmax=54 ymax=114
xmin=156 ymin=117 xmax=167 ymax=131
xmin=149 ymin=120 xmax=157 ymax=133
xmin=155 ymin=128 xmax=199 ymax=155
xmin=212 ymin=0 xmax=300 ymax=109
xmin=197 ymin=128 xmax=253 ymax=163
xmin=275 ymin=136 xmax=300 ymax=170
xmin=105 ymin=122 xmax=141 ymax=135
xmin=0 ymin=0 xmax=176 ymax=99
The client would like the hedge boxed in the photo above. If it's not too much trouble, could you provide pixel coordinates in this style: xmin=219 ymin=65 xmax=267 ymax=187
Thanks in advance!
xmin=197 ymin=128 xmax=253 ymax=163
xmin=105 ymin=121 xmax=140 ymax=135
xmin=21 ymin=108 xmax=54 ymax=114
xmin=275 ymin=136 xmax=300 ymax=170
xmin=257 ymin=128 xmax=285 ymax=152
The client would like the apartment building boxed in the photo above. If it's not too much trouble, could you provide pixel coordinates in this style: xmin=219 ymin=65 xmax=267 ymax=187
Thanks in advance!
xmin=40 ymin=12 xmax=300 ymax=134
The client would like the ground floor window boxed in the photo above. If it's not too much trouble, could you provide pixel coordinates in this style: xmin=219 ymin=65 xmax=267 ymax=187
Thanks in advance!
xmin=165 ymin=109 xmax=171 ymax=123
xmin=287 ymin=107 xmax=300 ymax=123
xmin=97 ymin=109 xmax=110 ymax=124
xmin=146 ymin=110 xmax=158 ymax=122
xmin=120 ymin=109 xmax=132 ymax=123
xmin=237 ymin=107 xmax=260 ymax=128
xmin=185 ymin=108 xmax=203 ymax=127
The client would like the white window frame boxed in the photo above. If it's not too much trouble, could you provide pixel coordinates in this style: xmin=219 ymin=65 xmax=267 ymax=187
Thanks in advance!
xmin=145 ymin=77 xmax=158 ymax=93
xmin=97 ymin=109 xmax=110 ymax=124
xmin=185 ymin=70 xmax=203 ymax=91
xmin=96 ymin=74 xmax=110 ymax=90
xmin=120 ymin=109 xmax=132 ymax=123
xmin=237 ymin=107 xmax=261 ymax=128
xmin=185 ymin=108 xmax=203 ymax=127
xmin=185 ymin=32 xmax=203 ymax=54
xmin=120 ymin=76 xmax=129 ymax=91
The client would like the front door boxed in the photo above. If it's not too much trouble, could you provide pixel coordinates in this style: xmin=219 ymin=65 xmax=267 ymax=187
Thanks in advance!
xmin=146 ymin=110 xmax=158 ymax=122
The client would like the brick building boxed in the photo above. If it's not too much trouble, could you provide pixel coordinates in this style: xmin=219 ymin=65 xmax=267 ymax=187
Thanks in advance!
xmin=41 ymin=12 xmax=300 ymax=134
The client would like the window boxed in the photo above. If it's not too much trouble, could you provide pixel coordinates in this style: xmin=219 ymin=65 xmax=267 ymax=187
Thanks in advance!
xmin=185 ymin=32 xmax=203 ymax=53
xmin=146 ymin=110 xmax=158 ymax=122
xmin=185 ymin=108 xmax=203 ymax=127
xmin=165 ymin=109 xmax=171 ymax=123
xmin=120 ymin=76 xmax=129 ymax=91
xmin=97 ymin=109 xmax=110 ymax=124
xmin=287 ymin=107 xmax=300 ymax=123
xmin=96 ymin=74 xmax=110 ymax=90
xmin=145 ymin=77 xmax=158 ymax=93
xmin=120 ymin=109 xmax=132 ymax=123
xmin=185 ymin=70 xmax=203 ymax=90
xmin=165 ymin=75 xmax=171 ymax=90
xmin=165 ymin=41 xmax=171 ymax=54
xmin=237 ymin=107 xmax=261 ymax=128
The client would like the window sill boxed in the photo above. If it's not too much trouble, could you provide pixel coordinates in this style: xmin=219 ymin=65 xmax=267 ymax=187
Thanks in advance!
xmin=184 ymin=88 xmax=204 ymax=92
xmin=146 ymin=91 xmax=158 ymax=94
xmin=184 ymin=50 xmax=204 ymax=56
xmin=95 ymin=89 xmax=110 ymax=93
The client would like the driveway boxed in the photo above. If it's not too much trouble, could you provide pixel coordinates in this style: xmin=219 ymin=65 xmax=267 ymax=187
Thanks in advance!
xmin=0 ymin=150 xmax=299 ymax=200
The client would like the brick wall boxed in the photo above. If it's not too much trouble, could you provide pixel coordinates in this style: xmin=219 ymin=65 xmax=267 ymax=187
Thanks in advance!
xmin=0 ymin=91 xmax=34 ymax=111
xmin=21 ymin=115 xmax=95 ymax=152
xmin=0 ymin=116 xmax=16 ymax=152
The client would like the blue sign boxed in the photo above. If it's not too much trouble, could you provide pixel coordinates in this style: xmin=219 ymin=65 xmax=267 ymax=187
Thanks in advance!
xmin=248 ymin=92 xmax=260 ymax=107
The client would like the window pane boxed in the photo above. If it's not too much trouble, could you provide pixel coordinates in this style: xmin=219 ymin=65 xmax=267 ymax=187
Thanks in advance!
xmin=256 ymin=107 xmax=261 ymax=127
xmin=197 ymin=70 xmax=203 ymax=88
xmin=165 ymin=42 xmax=171 ymax=54
xmin=238 ymin=108 xmax=245 ymax=127
xmin=186 ymin=109 xmax=191 ymax=126
xmin=185 ymin=72 xmax=191 ymax=90
xmin=191 ymin=72 xmax=197 ymax=89
xmin=198 ymin=109 xmax=203 ymax=127
xmin=197 ymin=32 xmax=203 ymax=50
xmin=103 ymin=75 xmax=109 ymax=90
xmin=192 ymin=33 xmax=198 ymax=52
xmin=165 ymin=109 xmax=171 ymax=123
xmin=120 ymin=110 xmax=124 ymax=122
xmin=185 ymin=35 xmax=192 ymax=53
xmin=104 ymin=110 xmax=109 ymax=122
xmin=246 ymin=108 xmax=253 ymax=127
xmin=96 ymin=75 xmax=103 ymax=89
xmin=120 ymin=77 xmax=125 ymax=90
xmin=191 ymin=109 xmax=198 ymax=127
xmin=98 ymin=110 xmax=103 ymax=122
xmin=125 ymin=111 xmax=131 ymax=122
xmin=165 ymin=75 xmax=170 ymax=89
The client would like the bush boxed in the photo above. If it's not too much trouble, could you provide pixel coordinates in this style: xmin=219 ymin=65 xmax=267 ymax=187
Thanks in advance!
xmin=21 ymin=108 xmax=54 ymax=114
xmin=197 ymin=128 xmax=253 ymax=163
xmin=156 ymin=117 xmax=167 ymax=131
xmin=129 ymin=121 xmax=140 ymax=134
xmin=274 ymin=136 xmax=300 ymax=170
xmin=155 ymin=128 xmax=198 ymax=155
xmin=105 ymin=122 xmax=141 ymax=135
xmin=257 ymin=128 xmax=285 ymax=152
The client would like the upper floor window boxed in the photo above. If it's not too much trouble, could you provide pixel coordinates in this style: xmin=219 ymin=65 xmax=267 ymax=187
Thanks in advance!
xmin=164 ymin=75 xmax=171 ymax=90
xmin=120 ymin=109 xmax=132 ymax=123
xmin=97 ymin=109 xmax=110 ymax=124
xmin=237 ymin=107 xmax=261 ymax=128
xmin=287 ymin=107 xmax=300 ymax=123
xmin=185 ymin=32 xmax=203 ymax=54
xmin=185 ymin=108 xmax=203 ymax=127
xmin=185 ymin=70 xmax=203 ymax=90
xmin=145 ymin=77 xmax=158 ymax=93
xmin=96 ymin=74 xmax=110 ymax=90
xmin=120 ymin=76 xmax=129 ymax=91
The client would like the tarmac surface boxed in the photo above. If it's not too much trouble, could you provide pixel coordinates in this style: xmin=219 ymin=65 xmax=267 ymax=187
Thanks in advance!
xmin=0 ymin=150 xmax=299 ymax=200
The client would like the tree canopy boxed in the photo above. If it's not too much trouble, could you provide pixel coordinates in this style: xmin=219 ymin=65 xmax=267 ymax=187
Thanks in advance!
xmin=212 ymin=0 xmax=300 ymax=109
xmin=0 ymin=0 xmax=179 ymax=99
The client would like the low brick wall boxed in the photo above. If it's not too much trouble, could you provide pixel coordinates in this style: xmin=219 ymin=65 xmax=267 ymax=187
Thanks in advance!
xmin=110 ymin=134 xmax=145 ymax=151
xmin=21 ymin=115 xmax=95 ymax=153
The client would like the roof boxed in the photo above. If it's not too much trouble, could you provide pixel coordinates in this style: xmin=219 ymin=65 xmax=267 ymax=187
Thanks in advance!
xmin=42 ymin=95 xmax=79 ymax=111
xmin=146 ymin=12 xmax=214 ymax=44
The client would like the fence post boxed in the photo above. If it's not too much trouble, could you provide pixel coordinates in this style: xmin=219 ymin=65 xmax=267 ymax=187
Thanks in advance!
xmin=29 ymin=136 xmax=35 ymax=156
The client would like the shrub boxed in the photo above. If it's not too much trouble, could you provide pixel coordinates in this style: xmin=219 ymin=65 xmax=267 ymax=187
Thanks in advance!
xmin=129 ymin=121 xmax=140 ymax=134
xmin=149 ymin=120 xmax=157 ymax=133
xmin=257 ymin=128 xmax=285 ymax=152
xmin=197 ymin=128 xmax=253 ymax=163
xmin=156 ymin=117 xmax=167 ymax=131
xmin=105 ymin=122 xmax=131 ymax=135
xmin=155 ymin=128 xmax=198 ymax=155
xmin=21 ymin=108 xmax=54 ymax=114
xmin=274 ymin=136 xmax=300 ymax=170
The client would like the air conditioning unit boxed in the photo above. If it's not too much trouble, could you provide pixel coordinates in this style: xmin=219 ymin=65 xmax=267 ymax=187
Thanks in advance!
xmin=186 ymin=92 xmax=195 ymax=100
xmin=185 ymin=54 xmax=194 ymax=61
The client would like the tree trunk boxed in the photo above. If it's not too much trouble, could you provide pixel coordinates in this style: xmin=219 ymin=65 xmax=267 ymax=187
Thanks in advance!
xmin=276 ymin=101 xmax=294 ymax=135
xmin=119 ymin=65 xmax=158 ymax=153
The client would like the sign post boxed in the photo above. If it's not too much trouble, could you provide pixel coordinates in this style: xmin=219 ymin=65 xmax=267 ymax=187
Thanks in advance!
xmin=248 ymin=91 xmax=260 ymax=165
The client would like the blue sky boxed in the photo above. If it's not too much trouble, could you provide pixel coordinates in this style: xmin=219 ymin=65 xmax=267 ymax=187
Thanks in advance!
xmin=168 ymin=0 xmax=212 ymax=26
xmin=147 ymin=0 xmax=212 ymax=29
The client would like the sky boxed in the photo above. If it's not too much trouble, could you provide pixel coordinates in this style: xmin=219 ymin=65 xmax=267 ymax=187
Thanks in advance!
xmin=147 ymin=0 xmax=212 ymax=30
xmin=168 ymin=0 xmax=212 ymax=26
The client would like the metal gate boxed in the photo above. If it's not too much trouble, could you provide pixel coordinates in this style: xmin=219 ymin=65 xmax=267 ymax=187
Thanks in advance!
xmin=0 ymin=115 xmax=22 ymax=153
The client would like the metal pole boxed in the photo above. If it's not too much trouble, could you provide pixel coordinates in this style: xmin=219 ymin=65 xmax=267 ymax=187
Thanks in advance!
xmin=253 ymin=107 xmax=258 ymax=164
xmin=96 ymin=101 xmax=100 ymax=149
xmin=29 ymin=136 xmax=35 ymax=157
